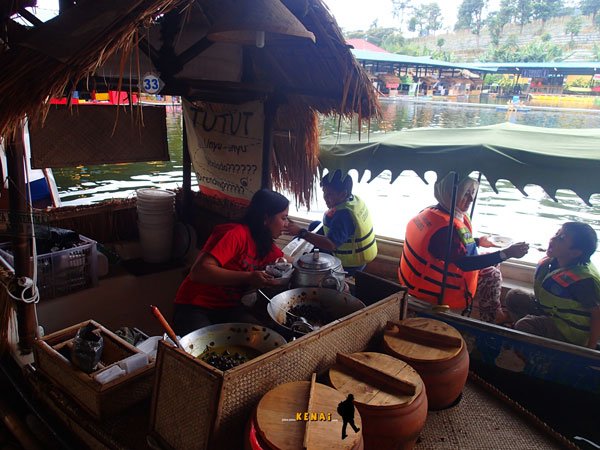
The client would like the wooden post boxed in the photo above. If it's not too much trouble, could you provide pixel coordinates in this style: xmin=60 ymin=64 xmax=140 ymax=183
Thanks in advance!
xmin=261 ymin=99 xmax=277 ymax=189
xmin=439 ymin=172 xmax=459 ymax=305
xmin=6 ymin=126 xmax=38 ymax=354
xmin=182 ymin=117 xmax=192 ymax=223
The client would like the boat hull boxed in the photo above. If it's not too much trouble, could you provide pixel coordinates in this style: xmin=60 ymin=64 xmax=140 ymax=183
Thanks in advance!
xmin=409 ymin=298 xmax=600 ymax=396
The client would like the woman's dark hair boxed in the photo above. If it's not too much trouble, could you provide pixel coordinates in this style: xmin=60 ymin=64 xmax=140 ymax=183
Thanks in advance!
xmin=563 ymin=222 xmax=598 ymax=264
xmin=242 ymin=189 xmax=289 ymax=258
xmin=321 ymin=170 xmax=353 ymax=195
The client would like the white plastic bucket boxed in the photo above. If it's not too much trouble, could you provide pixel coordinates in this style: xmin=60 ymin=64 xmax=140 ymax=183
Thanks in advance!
xmin=137 ymin=213 xmax=175 ymax=226
xmin=138 ymin=222 xmax=174 ymax=263
xmin=136 ymin=188 xmax=176 ymax=202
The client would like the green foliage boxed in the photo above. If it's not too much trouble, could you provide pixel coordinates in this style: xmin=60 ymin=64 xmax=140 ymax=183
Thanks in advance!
xmin=540 ymin=32 xmax=552 ymax=41
xmin=437 ymin=37 xmax=446 ymax=48
xmin=409 ymin=3 xmax=443 ymax=36
xmin=567 ymin=77 xmax=593 ymax=88
xmin=594 ymin=13 xmax=600 ymax=29
xmin=581 ymin=0 xmax=600 ymax=19
xmin=531 ymin=0 xmax=564 ymax=23
xmin=565 ymin=15 xmax=583 ymax=41
xmin=481 ymin=35 xmax=563 ymax=61
xmin=515 ymin=0 xmax=534 ymax=29
xmin=391 ymin=0 xmax=412 ymax=29
xmin=455 ymin=0 xmax=488 ymax=35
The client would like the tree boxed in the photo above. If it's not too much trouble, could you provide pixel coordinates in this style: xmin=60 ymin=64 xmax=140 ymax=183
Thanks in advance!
xmin=437 ymin=37 xmax=445 ymax=49
xmin=565 ymin=15 xmax=583 ymax=44
xmin=391 ymin=0 xmax=412 ymax=30
xmin=408 ymin=11 xmax=427 ymax=36
xmin=487 ymin=12 xmax=505 ymax=46
xmin=455 ymin=0 xmax=488 ymax=39
xmin=423 ymin=3 xmax=443 ymax=35
xmin=581 ymin=0 xmax=600 ymax=19
xmin=498 ymin=0 xmax=517 ymax=25
xmin=532 ymin=0 xmax=564 ymax=26
xmin=514 ymin=0 xmax=533 ymax=31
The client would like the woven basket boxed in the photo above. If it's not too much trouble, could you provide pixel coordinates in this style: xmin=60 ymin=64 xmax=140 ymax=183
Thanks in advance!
xmin=33 ymin=319 xmax=155 ymax=420
xmin=149 ymin=290 xmax=405 ymax=450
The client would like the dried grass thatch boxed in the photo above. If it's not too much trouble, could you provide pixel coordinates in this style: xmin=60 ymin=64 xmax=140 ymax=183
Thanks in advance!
xmin=0 ymin=0 xmax=189 ymax=138
xmin=0 ymin=0 xmax=379 ymax=207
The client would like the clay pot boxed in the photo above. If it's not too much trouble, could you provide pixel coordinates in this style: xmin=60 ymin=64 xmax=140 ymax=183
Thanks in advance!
xmin=382 ymin=317 xmax=469 ymax=410
xmin=246 ymin=380 xmax=364 ymax=450
xmin=329 ymin=352 xmax=428 ymax=450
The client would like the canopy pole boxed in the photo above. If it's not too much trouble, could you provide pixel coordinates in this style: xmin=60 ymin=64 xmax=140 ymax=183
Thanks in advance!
xmin=261 ymin=98 xmax=277 ymax=189
xmin=469 ymin=172 xmax=482 ymax=218
xmin=439 ymin=172 xmax=459 ymax=305
xmin=182 ymin=116 xmax=192 ymax=223
xmin=6 ymin=125 xmax=38 ymax=354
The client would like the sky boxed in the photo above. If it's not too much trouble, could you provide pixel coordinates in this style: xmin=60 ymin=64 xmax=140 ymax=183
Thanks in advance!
xmin=32 ymin=0 xmax=496 ymax=35
xmin=323 ymin=0 xmax=463 ymax=34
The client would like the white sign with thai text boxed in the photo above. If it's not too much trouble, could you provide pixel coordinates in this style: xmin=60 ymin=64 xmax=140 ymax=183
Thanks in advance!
xmin=183 ymin=99 xmax=264 ymax=207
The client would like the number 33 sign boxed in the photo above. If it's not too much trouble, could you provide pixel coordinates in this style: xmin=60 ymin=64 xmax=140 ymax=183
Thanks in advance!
xmin=141 ymin=72 xmax=163 ymax=94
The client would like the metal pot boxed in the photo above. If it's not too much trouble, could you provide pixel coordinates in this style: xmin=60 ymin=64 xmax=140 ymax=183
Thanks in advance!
xmin=179 ymin=323 xmax=287 ymax=359
xmin=292 ymin=249 xmax=346 ymax=292
xmin=266 ymin=287 xmax=366 ymax=336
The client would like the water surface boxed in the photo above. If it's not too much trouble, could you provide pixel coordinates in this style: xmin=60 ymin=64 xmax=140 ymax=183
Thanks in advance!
xmin=52 ymin=101 xmax=600 ymax=265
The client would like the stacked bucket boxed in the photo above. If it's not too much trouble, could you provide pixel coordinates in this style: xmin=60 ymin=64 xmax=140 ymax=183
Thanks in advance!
xmin=136 ymin=188 xmax=176 ymax=263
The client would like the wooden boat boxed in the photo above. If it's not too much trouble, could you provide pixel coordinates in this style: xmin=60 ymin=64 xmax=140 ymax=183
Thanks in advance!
xmin=319 ymin=123 xmax=600 ymax=398
xmin=0 ymin=1 xmax=591 ymax=449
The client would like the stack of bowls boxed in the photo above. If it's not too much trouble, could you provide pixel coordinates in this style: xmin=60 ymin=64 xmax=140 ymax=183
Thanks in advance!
xmin=136 ymin=188 xmax=176 ymax=263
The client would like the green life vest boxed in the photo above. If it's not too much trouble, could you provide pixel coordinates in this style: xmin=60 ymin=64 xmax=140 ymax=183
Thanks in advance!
xmin=534 ymin=259 xmax=600 ymax=346
xmin=323 ymin=195 xmax=377 ymax=267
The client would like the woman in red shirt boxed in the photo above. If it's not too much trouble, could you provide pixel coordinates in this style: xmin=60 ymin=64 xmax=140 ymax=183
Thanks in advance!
xmin=173 ymin=189 xmax=290 ymax=335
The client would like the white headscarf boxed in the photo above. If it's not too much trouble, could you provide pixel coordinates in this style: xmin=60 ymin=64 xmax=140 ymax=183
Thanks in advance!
xmin=433 ymin=173 xmax=479 ymax=220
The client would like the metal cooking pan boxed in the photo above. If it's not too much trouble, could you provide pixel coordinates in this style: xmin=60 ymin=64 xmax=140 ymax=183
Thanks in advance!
xmin=266 ymin=288 xmax=366 ymax=335
xmin=179 ymin=323 xmax=287 ymax=358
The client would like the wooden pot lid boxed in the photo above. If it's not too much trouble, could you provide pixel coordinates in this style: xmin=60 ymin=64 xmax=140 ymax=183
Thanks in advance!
xmin=383 ymin=318 xmax=464 ymax=363
xmin=256 ymin=380 xmax=361 ymax=450
xmin=328 ymin=352 xmax=424 ymax=410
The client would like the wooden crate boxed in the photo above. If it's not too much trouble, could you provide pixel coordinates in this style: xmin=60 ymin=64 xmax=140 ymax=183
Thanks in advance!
xmin=149 ymin=283 xmax=407 ymax=450
xmin=33 ymin=319 xmax=155 ymax=420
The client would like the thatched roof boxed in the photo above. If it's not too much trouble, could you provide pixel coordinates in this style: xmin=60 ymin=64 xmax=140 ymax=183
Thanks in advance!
xmin=0 ymin=0 xmax=379 ymax=206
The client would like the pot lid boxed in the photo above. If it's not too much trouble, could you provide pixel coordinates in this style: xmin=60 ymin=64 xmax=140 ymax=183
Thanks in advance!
xmin=256 ymin=381 xmax=362 ymax=449
xmin=294 ymin=249 xmax=341 ymax=271
xmin=328 ymin=352 xmax=424 ymax=408
xmin=383 ymin=318 xmax=464 ymax=362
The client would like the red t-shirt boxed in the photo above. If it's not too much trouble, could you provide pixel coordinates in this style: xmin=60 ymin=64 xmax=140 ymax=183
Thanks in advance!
xmin=174 ymin=223 xmax=283 ymax=309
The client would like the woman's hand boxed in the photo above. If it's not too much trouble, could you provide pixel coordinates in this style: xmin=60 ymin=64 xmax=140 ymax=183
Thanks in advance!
xmin=478 ymin=236 xmax=499 ymax=248
xmin=286 ymin=219 xmax=303 ymax=236
xmin=504 ymin=242 xmax=530 ymax=259
xmin=247 ymin=270 xmax=277 ymax=288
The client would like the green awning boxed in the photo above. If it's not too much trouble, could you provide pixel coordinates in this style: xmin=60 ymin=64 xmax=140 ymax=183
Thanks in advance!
xmin=319 ymin=123 xmax=600 ymax=204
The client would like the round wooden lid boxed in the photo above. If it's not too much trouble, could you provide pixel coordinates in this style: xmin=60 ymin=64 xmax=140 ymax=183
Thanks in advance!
xmin=328 ymin=352 xmax=424 ymax=410
xmin=383 ymin=318 xmax=464 ymax=363
xmin=255 ymin=381 xmax=362 ymax=450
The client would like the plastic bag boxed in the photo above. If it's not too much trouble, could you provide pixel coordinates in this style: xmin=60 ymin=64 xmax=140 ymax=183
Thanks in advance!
xmin=72 ymin=323 xmax=104 ymax=373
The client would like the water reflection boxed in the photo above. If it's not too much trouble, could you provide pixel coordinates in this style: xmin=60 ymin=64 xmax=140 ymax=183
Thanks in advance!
xmin=52 ymin=102 xmax=600 ymax=265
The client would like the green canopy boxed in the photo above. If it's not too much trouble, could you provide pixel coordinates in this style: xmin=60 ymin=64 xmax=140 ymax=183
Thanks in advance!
xmin=319 ymin=123 xmax=600 ymax=205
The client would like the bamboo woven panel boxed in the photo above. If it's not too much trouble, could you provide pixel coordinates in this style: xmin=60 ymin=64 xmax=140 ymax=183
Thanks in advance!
xmin=150 ymin=293 xmax=403 ymax=450
xmin=29 ymin=105 xmax=169 ymax=168
xmin=150 ymin=341 xmax=222 ymax=450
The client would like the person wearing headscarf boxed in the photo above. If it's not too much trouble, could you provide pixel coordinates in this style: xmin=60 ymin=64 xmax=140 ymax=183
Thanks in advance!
xmin=287 ymin=170 xmax=377 ymax=276
xmin=399 ymin=173 xmax=529 ymax=323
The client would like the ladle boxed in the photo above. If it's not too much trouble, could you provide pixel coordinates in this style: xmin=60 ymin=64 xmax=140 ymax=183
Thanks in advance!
xmin=150 ymin=305 xmax=184 ymax=349
xmin=257 ymin=289 xmax=315 ymax=333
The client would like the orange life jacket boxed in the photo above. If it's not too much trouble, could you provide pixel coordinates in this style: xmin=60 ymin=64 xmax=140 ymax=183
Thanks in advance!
xmin=398 ymin=207 xmax=479 ymax=309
